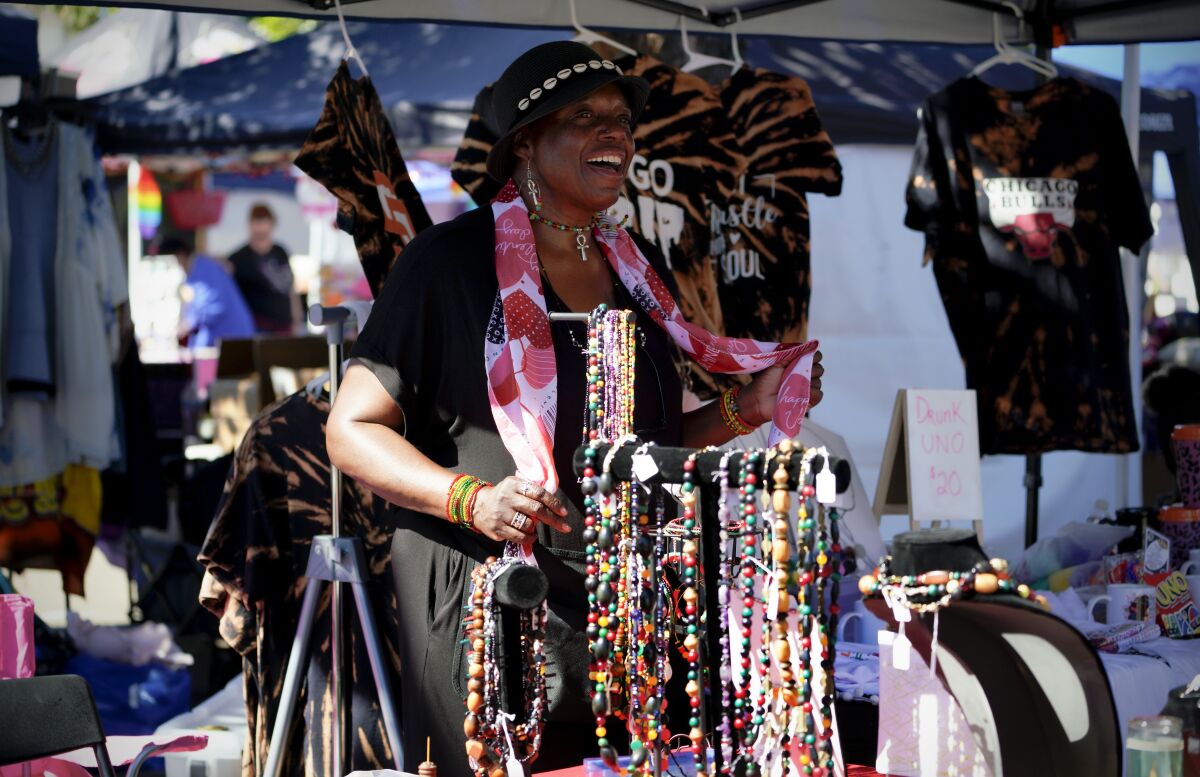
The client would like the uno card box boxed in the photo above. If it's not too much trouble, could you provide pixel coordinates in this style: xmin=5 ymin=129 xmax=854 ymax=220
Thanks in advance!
xmin=1155 ymin=571 xmax=1200 ymax=638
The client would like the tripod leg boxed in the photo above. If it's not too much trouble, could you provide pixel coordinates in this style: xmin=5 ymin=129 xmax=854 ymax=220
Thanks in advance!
xmin=350 ymin=580 xmax=406 ymax=770
xmin=265 ymin=577 xmax=324 ymax=777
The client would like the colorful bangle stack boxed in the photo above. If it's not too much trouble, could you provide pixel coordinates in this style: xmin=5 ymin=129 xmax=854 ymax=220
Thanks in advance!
xmin=447 ymin=474 xmax=488 ymax=528
xmin=719 ymin=386 xmax=756 ymax=436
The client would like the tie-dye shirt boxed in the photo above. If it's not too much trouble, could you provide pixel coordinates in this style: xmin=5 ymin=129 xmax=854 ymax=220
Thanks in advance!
xmin=906 ymin=76 xmax=1153 ymax=454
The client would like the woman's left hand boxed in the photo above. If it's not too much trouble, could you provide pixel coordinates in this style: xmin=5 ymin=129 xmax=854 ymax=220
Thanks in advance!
xmin=739 ymin=350 xmax=825 ymax=426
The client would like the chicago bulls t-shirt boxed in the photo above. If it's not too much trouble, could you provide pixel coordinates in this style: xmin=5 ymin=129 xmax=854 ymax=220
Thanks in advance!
xmin=906 ymin=76 xmax=1153 ymax=454
xmin=716 ymin=67 xmax=842 ymax=344
xmin=296 ymin=62 xmax=433 ymax=297
xmin=451 ymin=55 xmax=743 ymax=398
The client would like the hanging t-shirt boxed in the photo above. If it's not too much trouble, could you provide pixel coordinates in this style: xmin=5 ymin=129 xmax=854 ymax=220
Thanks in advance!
xmin=716 ymin=67 xmax=842 ymax=344
xmin=451 ymin=55 xmax=743 ymax=397
xmin=296 ymin=61 xmax=433 ymax=298
xmin=905 ymin=76 xmax=1153 ymax=455
xmin=4 ymin=123 xmax=59 ymax=393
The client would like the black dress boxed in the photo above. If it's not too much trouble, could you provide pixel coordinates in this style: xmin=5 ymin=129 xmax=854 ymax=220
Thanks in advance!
xmin=352 ymin=206 xmax=683 ymax=772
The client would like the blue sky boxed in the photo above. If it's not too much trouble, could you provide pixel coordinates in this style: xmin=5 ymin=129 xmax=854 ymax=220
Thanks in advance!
xmin=1054 ymin=42 xmax=1199 ymax=199
xmin=1054 ymin=41 xmax=1200 ymax=80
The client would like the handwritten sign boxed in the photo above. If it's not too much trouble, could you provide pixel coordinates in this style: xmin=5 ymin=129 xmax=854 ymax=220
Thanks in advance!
xmin=874 ymin=389 xmax=984 ymax=534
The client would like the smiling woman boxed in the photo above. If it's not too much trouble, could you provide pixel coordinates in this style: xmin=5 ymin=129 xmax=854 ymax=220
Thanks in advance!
xmin=324 ymin=40 xmax=824 ymax=774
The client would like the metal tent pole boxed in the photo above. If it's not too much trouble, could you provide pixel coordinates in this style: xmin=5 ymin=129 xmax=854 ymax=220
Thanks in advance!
xmin=1119 ymin=44 xmax=1143 ymax=512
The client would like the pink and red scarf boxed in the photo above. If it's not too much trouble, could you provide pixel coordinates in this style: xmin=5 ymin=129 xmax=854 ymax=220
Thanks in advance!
xmin=486 ymin=180 xmax=818 ymax=493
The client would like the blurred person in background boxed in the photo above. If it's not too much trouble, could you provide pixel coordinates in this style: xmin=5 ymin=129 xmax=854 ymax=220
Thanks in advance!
xmin=229 ymin=203 xmax=300 ymax=334
xmin=163 ymin=237 xmax=255 ymax=350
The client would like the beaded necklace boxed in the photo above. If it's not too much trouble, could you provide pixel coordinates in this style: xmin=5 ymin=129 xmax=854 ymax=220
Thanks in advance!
xmin=767 ymin=446 xmax=798 ymax=777
xmin=582 ymin=305 xmax=639 ymax=770
xmin=795 ymin=451 xmax=819 ymax=773
xmin=858 ymin=555 xmax=1044 ymax=612
xmin=813 ymin=495 xmax=838 ymax=773
xmin=528 ymin=208 xmax=602 ymax=262
xmin=463 ymin=554 xmax=548 ymax=775
xmin=679 ymin=453 xmax=705 ymax=775
xmin=715 ymin=452 xmax=737 ymax=773
xmin=735 ymin=450 xmax=759 ymax=745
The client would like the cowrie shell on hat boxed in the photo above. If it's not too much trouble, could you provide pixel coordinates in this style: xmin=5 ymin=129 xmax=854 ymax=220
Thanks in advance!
xmin=588 ymin=60 xmax=601 ymax=69
xmin=573 ymin=63 xmax=588 ymax=73
xmin=529 ymin=87 xmax=543 ymax=100
xmin=518 ymin=98 xmax=531 ymax=111
xmin=557 ymin=68 xmax=572 ymax=79
xmin=601 ymin=60 xmax=615 ymax=69
xmin=543 ymin=77 xmax=557 ymax=90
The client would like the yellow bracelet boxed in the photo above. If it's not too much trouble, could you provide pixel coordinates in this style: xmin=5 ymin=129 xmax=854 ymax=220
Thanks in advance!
xmin=446 ymin=474 xmax=488 ymax=528
xmin=719 ymin=386 xmax=755 ymax=436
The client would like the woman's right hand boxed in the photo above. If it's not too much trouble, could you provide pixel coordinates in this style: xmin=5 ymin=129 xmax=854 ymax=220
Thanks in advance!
xmin=471 ymin=476 xmax=572 ymax=542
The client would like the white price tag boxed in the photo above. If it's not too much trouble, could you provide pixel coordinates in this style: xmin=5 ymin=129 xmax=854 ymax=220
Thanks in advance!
xmin=631 ymin=452 xmax=659 ymax=483
xmin=499 ymin=714 xmax=523 ymax=776
xmin=892 ymin=630 xmax=912 ymax=672
xmin=816 ymin=467 xmax=836 ymax=505
xmin=882 ymin=586 xmax=912 ymax=624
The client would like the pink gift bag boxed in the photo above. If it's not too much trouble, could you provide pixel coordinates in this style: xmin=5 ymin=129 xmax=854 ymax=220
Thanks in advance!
xmin=0 ymin=594 xmax=36 ymax=679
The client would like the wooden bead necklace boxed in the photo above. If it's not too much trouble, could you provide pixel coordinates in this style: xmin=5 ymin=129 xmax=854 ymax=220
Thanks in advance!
xmin=858 ymin=555 xmax=1047 ymax=613
xmin=463 ymin=554 xmax=547 ymax=776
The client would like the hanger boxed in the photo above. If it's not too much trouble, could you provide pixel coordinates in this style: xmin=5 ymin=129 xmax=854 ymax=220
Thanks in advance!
xmin=2 ymin=77 xmax=51 ymax=139
xmin=971 ymin=2 xmax=1057 ymax=79
xmin=680 ymin=6 xmax=741 ymax=74
xmin=570 ymin=0 xmax=637 ymax=58
xmin=332 ymin=0 xmax=370 ymax=78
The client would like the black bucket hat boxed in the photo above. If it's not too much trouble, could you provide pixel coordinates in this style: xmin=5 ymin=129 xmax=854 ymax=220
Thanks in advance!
xmin=485 ymin=40 xmax=650 ymax=182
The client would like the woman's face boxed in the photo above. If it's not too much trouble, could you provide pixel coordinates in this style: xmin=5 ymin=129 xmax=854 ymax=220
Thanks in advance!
xmin=515 ymin=84 xmax=634 ymax=215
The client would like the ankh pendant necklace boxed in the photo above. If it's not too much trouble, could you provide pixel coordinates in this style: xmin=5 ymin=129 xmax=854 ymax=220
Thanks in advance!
xmin=529 ymin=206 xmax=603 ymax=262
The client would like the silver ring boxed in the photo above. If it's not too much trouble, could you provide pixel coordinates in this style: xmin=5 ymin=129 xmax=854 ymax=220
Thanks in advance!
xmin=510 ymin=513 xmax=530 ymax=531
xmin=519 ymin=482 xmax=529 ymax=497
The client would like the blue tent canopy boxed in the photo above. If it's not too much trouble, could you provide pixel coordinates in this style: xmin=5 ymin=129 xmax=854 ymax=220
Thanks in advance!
xmin=89 ymin=24 xmax=1196 ymax=159
xmin=87 ymin=21 xmax=561 ymax=154
xmin=0 ymin=6 xmax=39 ymax=79
xmin=741 ymin=36 xmax=1197 ymax=149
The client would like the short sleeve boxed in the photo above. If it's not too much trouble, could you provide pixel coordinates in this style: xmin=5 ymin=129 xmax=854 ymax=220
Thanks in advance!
xmin=904 ymin=103 xmax=946 ymax=236
xmin=350 ymin=230 xmax=446 ymax=417
xmin=1094 ymin=91 xmax=1154 ymax=253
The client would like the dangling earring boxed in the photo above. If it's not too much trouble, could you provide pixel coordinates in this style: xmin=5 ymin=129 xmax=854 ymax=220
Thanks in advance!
xmin=525 ymin=160 xmax=542 ymax=213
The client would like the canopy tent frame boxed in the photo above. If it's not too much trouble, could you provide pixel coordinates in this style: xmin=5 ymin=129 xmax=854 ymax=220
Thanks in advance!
xmin=18 ymin=0 xmax=1200 ymax=45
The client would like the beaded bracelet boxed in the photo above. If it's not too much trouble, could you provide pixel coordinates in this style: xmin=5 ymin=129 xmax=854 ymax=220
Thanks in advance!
xmin=719 ymin=386 xmax=756 ymax=437
xmin=447 ymin=474 xmax=488 ymax=528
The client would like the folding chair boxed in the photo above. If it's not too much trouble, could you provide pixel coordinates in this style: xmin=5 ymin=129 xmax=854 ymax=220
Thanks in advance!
xmin=0 ymin=675 xmax=210 ymax=777
xmin=0 ymin=675 xmax=117 ymax=777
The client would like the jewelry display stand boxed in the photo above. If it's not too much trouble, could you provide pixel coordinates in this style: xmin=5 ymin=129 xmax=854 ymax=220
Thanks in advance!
xmin=265 ymin=305 xmax=404 ymax=777
xmin=571 ymin=442 xmax=851 ymax=776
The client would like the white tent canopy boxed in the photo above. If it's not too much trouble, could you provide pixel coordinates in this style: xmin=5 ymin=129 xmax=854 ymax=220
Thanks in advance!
xmin=43 ymin=7 xmax=264 ymax=98
xmin=17 ymin=0 xmax=1200 ymax=45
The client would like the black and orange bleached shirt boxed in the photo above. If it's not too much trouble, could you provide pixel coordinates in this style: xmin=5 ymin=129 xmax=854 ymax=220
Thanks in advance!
xmin=716 ymin=66 xmax=842 ymax=345
xmin=295 ymin=61 xmax=433 ymax=298
xmin=906 ymin=76 xmax=1153 ymax=455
